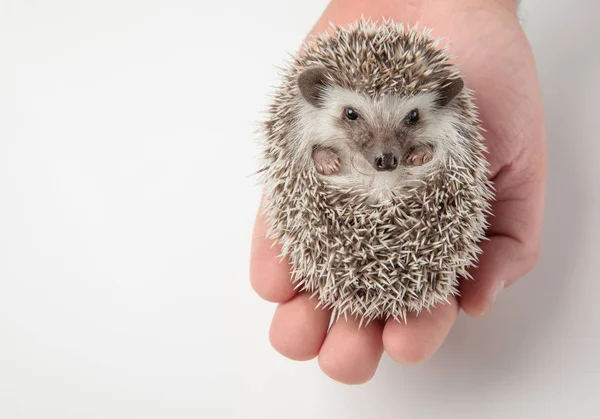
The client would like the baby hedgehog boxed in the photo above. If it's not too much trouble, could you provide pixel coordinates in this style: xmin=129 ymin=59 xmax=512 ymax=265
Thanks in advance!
xmin=259 ymin=19 xmax=493 ymax=324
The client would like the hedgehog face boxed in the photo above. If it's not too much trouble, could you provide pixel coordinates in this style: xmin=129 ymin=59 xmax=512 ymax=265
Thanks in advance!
xmin=295 ymin=65 xmax=464 ymax=190
xmin=320 ymin=85 xmax=442 ymax=172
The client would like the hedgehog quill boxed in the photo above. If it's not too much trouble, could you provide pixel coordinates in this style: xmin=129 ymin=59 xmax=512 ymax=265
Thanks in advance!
xmin=258 ymin=19 xmax=494 ymax=325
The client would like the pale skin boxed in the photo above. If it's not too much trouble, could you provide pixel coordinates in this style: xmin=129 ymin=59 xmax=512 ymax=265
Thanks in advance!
xmin=312 ymin=148 xmax=341 ymax=175
xmin=251 ymin=0 xmax=546 ymax=384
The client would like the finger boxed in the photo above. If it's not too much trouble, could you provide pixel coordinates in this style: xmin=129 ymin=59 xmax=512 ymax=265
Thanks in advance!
xmin=460 ymin=157 xmax=545 ymax=316
xmin=269 ymin=293 xmax=331 ymax=361
xmin=460 ymin=235 xmax=537 ymax=316
xmin=383 ymin=297 xmax=459 ymax=365
xmin=250 ymin=206 xmax=296 ymax=303
xmin=318 ymin=317 xmax=384 ymax=385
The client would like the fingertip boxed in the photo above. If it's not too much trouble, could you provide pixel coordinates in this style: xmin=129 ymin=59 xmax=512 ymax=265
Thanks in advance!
xmin=318 ymin=318 xmax=384 ymax=385
xmin=460 ymin=236 xmax=519 ymax=316
xmin=269 ymin=293 xmax=330 ymax=361
xmin=249 ymin=251 xmax=296 ymax=303
xmin=460 ymin=278 xmax=506 ymax=317
xmin=250 ymin=209 xmax=297 ymax=303
xmin=383 ymin=297 xmax=458 ymax=365
xmin=318 ymin=356 xmax=377 ymax=385
xmin=382 ymin=324 xmax=432 ymax=365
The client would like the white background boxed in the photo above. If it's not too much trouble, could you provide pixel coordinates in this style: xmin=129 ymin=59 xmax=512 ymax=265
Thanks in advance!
xmin=1 ymin=0 xmax=599 ymax=418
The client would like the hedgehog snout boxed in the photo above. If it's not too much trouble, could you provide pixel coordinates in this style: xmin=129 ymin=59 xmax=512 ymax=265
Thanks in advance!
xmin=374 ymin=152 xmax=398 ymax=171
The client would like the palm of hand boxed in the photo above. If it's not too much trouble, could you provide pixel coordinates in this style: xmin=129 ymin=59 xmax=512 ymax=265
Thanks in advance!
xmin=251 ymin=0 xmax=546 ymax=384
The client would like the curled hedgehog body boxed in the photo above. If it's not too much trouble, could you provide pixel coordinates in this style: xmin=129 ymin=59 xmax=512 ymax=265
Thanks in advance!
xmin=259 ymin=19 xmax=494 ymax=324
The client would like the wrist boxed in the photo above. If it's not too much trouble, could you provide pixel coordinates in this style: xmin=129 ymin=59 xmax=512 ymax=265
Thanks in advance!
xmin=488 ymin=0 xmax=519 ymax=12
xmin=332 ymin=0 xmax=518 ymax=8
xmin=310 ymin=0 xmax=519 ymax=40
xmin=325 ymin=0 xmax=519 ymax=21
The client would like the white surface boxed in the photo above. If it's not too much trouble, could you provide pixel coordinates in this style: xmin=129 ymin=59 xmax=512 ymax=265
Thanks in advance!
xmin=0 ymin=0 xmax=599 ymax=418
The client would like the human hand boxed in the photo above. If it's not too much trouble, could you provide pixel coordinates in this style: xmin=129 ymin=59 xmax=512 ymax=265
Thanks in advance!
xmin=250 ymin=0 xmax=546 ymax=384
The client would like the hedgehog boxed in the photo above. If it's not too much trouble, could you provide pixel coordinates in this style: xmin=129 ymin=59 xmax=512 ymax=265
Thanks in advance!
xmin=258 ymin=19 xmax=494 ymax=325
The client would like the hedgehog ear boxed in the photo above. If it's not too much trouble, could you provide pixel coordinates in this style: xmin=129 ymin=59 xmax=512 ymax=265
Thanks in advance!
xmin=435 ymin=77 xmax=464 ymax=107
xmin=297 ymin=65 xmax=330 ymax=107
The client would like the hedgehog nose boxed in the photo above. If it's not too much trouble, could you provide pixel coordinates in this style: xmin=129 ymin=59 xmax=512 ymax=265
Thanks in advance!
xmin=375 ymin=153 xmax=398 ymax=171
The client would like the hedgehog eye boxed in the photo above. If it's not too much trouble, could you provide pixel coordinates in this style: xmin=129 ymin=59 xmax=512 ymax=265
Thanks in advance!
xmin=405 ymin=109 xmax=419 ymax=125
xmin=343 ymin=107 xmax=359 ymax=121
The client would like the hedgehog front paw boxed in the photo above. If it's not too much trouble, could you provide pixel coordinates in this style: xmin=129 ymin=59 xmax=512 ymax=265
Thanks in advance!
xmin=312 ymin=147 xmax=341 ymax=175
xmin=406 ymin=145 xmax=433 ymax=166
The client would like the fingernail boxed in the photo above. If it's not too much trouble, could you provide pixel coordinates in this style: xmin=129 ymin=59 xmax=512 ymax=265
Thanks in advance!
xmin=480 ymin=281 xmax=505 ymax=316
xmin=491 ymin=280 xmax=506 ymax=302
xmin=489 ymin=280 xmax=506 ymax=306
